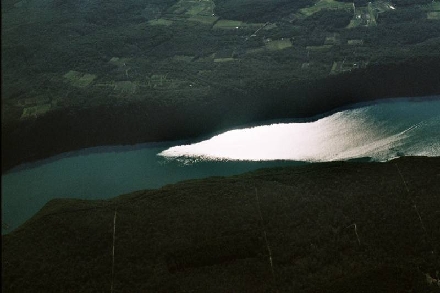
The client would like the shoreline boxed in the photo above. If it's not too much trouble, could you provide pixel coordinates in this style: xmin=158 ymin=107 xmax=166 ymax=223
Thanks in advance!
xmin=3 ymin=156 xmax=439 ymax=292
xmin=4 ymin=95 xmax=439 ymax=175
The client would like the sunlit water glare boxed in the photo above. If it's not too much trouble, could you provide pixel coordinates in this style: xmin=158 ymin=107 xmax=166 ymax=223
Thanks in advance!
xmin=2 ymin=97 xmax=439 ymax=234
xmin=159 ymin=99 xmax=440 ymax=162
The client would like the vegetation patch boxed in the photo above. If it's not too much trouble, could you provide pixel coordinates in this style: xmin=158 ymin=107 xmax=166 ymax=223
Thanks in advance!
xmin=324 ymin=34 xmax=340 ymax=45
xmin=173 ymin=55 xmax=195 ymax=62
xmin=431 ymin=1 xmax=440 ymax=11
xmin=186 ymin=4 xmax=209 ymax=15
xmin=213 ymin=57 xmax=235 ymax=62
xmin=213 ymin=19 xmax=243 ymax=29
xmin=63 ymin=71 xmax=97 ymax=88
xmin=427 ymin=11 xmax=440 ymax=20
xmin=108 ymin=57 xmax=131 ymax=67
xmin=265 ymin=39 xmax=292 ymax=50
xmin=188 ymin=15 xmax=218 ymax=24
xmin=2 ymin=0 xmax=440 ymax=172
xmin=144 ymin=74 xmax=180 ymax=89
xmin=17 ymin=96 xmax=50 ymax=107
xmin=21 ymin=103 xmax=51 ymax=119
xmin=297 ymin=0 xmax=352 ymax=18
xmin=306 ymin=44 xmax=333 ymax=51
xmin=330 ymin=60 xmax=367 ymax=75
xmin=148 ymin=18 xmax=173 ymax=26
xmin=170 ymin=0 xmax=215 ymax=16
xmin=347 ymin=39 xmax=364 ymax=45
xmin=113 ymin=81 xmax=138 ymax=94
xmin=2 ymin=157 xmax=439 ymax=292
xmin=246 ymin=47 xmax=266 ymax=54
xmin=301 ymin=62 xmax=310 ymax=69
xmin=263 ymin=23 xmax=277 ymax=30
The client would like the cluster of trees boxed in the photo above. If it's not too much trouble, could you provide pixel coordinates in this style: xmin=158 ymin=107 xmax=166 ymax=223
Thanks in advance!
xmin=51 ymin=0 xmax=179 ymax=25
xmin=373 ymin=21 xmax=440 ymax=45
xmin=214 ymin=0 xmax=314 ymax=22
xmin=377 ymin=5 xmax=426 ymax=24
xmin=297 ymin=8 xmax=353 ymax=30
xmin=338 ymin=0 xmax=432 ymax=5
xmin=350 ymin=14 xmax=440 ymax=46
xmin=392 ymin=0 xmax=433 ymax=6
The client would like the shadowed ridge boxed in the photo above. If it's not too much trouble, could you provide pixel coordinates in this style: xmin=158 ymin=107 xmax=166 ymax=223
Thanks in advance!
xmin=2 ymin=157 xmax=440 ymax=292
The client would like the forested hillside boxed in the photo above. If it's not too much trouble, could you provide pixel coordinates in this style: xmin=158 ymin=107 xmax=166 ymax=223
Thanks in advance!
xmin=2 ymin=157 xmax=440 ymax=292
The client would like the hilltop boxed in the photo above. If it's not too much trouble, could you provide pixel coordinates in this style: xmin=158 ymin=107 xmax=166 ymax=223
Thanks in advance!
xmin=2 ymin=156 xmax=440 ymax=292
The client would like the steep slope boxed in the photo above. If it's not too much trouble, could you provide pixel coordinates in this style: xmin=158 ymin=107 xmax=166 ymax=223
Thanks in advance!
xmin=2 ymin=157 xmax=440 ymax=292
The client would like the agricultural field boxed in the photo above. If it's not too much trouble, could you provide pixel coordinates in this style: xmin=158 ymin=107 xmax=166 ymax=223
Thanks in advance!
xmin=213 ymin=19 xmax=244 ymax=29
xmin=427 ymin=4 xmax=440 ymax=20
xmin=21 ymin=103 xmax=51 ymax=119
xmin=427 ymin=11 xmax=440 ymax=19
xmin=170 ymin=0 xmax=215 ymax=15
xmin=306 ymin=45 xmax=333 ymax=51
xmin=265 ymin=39 xmax=292 ymax=51
xmin=187 ymin=15 xmax=218 ymax=25
xmin=296 ymin=0 xmax=352 ymax=18
xmin=148 ymin=18 xmax=173 ymax=26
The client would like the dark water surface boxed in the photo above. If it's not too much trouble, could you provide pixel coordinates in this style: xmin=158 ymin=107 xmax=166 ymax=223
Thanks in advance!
xmin=2 ymin=96 xmax=440 ymax=234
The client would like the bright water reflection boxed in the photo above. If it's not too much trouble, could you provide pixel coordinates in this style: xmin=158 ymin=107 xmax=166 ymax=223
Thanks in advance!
xmin=160 ymin=98 xmax=440 ymax=162
xmin=2 ymin=97 xmax=439 ymax=234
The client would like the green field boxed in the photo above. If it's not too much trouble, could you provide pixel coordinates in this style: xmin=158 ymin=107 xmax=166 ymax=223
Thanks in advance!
xmin=265 ymin=39 xmax=292 ymax=50
xmin=170 ymin=0 xmax=214 ymax=16
xmin=306 ymin=44 xmax=333 ymax=51
xmin=63 ymin=71 xmax=97 ymax=88
xmin=213 ymin=57 xmax=235 ymax=62
xmin=173 ymin=55 xmax=195 ymax=62
xmin=213 ymin=19 xmax=243 ymax=29
xmin=298 ymin=0 xmax=352 ymax=18
xmin=148 ymin=18 xmax=173 ymax=26
xmin=427 ymin=11 xmax=440 ymax=19
xmin=21 ymin=103 xmax=51 ymax=119
xmin=188 ymin=15 xmax=218 ymax=24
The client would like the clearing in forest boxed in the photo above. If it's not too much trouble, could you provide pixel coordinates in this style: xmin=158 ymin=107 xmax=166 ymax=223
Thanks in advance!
xmin=213 ymin=20 xmax=243 ymax=29
xmin=170 ymin=0 xmax=215 ymax=17
xmin=297 ymin=0 xmax=352 ymax=18
xmin=427 ymin=11 xmax=440 ymax=20
xmin=63 ymin=70 xmax=97 ymax=88
xmin=148 ymin=19 xmax=173 ymax=26
xmin=21 ymin=103 xmax=51 ymax=119
xmin=265 ymin=39 xmax=292 ymax=51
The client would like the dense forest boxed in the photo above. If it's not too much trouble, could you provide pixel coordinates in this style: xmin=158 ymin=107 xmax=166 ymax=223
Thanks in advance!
xmin=2 ymin=1 xmax=440 ymax=291
xmin=2 ymin=0 xmax=440 ymax=171
xmin=3 ymin=157 xmax=440 ymax=292
xmin=214 ymin=0 xmax=314 ymax=21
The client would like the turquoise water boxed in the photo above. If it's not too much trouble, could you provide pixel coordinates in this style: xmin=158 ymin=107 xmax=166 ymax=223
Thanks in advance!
xmin=1 ymin=145 xmax=304 ymax=234
xmin=2 ymin=97 xmax=440 ymax=234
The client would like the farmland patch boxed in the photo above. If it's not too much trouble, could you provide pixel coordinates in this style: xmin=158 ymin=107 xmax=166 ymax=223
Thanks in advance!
xmin=148 ymin=19 xmax=173 ymax=26
xmin=21 ymin=103 xmax=51 ymax=119
xmin=297 ymin=0 xmax=352 ymax=18
xmin=63 ymin=71 xmax=97 ymax=88
xmin=265 ymin=39 xmax=292 ymax=51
